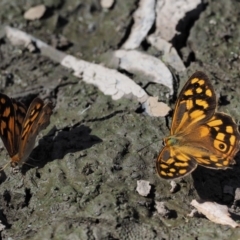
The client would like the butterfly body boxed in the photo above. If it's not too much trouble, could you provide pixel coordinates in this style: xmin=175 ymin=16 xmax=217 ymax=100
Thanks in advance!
xmin=0 ymin=93 xmax=53 ymax=168
xmin=156 ymin=72 xmax=240 ymax=179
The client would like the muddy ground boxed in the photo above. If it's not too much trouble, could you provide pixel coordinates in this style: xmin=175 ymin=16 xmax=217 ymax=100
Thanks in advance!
xmin=0 ymin=0 xmax=240 ymax=239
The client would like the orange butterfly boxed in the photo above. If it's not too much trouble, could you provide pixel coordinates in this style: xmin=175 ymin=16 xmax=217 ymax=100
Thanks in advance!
xmin=156 ymin=71 xmax=240 ymax=179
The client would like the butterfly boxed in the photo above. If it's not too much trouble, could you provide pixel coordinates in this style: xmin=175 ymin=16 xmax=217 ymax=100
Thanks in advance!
xmin=156 ymin=71 xmax=240 ymax=179
xmin=0 ymin=93 xmax=53 ymax=169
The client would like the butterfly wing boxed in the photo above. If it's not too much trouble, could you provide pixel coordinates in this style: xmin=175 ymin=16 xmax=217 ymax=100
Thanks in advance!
xmin=0 ymin=93 xmax=27 ymax=157
xmin=191 ymin=112 xmax=240 ymax=168
xmin=12 ymin=98 xmax=28 ymax=136
xmin=156 ymin=145 xmax=198 ymax=179
xmin=16 ymin=98 xmax=53 ymax=164
xmin=171 ymin=71 xmax=216 ymax=135
xmin=157 ymin=112 xmax=240 ymax=179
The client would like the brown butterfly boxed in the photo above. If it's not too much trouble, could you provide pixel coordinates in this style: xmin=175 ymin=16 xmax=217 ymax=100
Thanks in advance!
xmin=156 ymin=71 xmax=240 ymax=179
xmin=0 ymin=93 xmax=53 ymax=168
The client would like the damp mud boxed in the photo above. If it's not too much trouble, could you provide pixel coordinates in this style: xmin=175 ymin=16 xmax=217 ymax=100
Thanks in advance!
xmin=0 ymin=0 xmax=240 ymax=239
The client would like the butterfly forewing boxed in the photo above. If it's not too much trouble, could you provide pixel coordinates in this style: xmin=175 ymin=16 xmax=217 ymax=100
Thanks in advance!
xmin=12 ymin=99 xmax=27 ymax=139
xmin=171 ymin=71 xmax=216 ymax=135
xmin=0 ymin=93 xmax=25 ymax=157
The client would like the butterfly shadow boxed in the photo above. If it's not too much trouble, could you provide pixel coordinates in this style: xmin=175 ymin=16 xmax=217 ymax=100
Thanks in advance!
xmin=21 ymin=124 xmax=102 ymax=174
xmin=191 ymin=151 xmax=240 ymax=204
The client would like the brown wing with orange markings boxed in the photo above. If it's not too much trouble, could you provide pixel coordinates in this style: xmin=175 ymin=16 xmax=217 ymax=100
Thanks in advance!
xmin=0 ymin=93 xmax=27 ymax=157
xmin=170 ymin=71 xmax=217 ymax=135
xmin=17 ymin=98 xmax=53 ymax=163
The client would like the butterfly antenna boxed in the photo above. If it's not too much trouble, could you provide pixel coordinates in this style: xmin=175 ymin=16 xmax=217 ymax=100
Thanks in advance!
xmin=137 ymin=139 xmax=160 ymax=152
xmin=25 ymin=157 xmax=42 ymax=168
xmin=28 ymin=156 xmax=38 ymax=162
xmin=20 ymin=157 xmax=38 ymax=168
xmin=24 ymin=162 xmax=36 ymax=168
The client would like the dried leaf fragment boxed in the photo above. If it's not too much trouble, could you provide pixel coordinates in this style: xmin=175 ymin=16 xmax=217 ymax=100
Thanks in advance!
xmin=191 ymin=199 xmax=240 ymax=228
xmin=143 ymin=97 xmax=170 ymax=117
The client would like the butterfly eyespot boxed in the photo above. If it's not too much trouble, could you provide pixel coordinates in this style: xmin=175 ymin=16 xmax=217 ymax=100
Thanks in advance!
xmin=214 ymin=139 xmax=228 ymax=151
xmin=219 ymin=143 xmax=226 ymax=150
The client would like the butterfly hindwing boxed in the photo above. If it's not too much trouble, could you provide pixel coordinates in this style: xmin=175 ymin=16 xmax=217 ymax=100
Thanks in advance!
xmin=194 ymin=112 xmax=240 ymax=168
xmin=12 ymin=98 xmax=27 ymax=140
xmin=156 ymin=145 xmax=198 ymax=179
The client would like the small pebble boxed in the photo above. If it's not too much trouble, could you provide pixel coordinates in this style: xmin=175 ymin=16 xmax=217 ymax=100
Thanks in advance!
xmin=24 ymin=5 xmax=46 ymax=20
